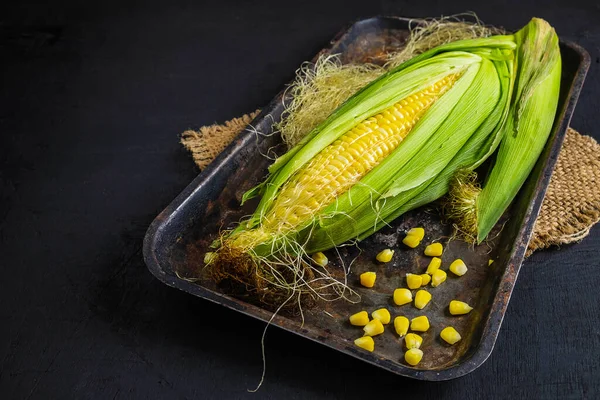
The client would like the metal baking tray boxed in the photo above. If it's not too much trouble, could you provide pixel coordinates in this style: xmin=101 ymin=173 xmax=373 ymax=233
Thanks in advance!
xmin=143 ymin=16 xmax=589 ymax=380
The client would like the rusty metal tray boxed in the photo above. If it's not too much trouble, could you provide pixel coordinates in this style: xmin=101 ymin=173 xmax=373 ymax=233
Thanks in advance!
xmin=143 ymin=16 xmax=589 ymax=380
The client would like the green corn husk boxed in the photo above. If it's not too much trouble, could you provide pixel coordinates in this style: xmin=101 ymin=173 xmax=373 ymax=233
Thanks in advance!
xmin=449 ymin=18 xmax=562 ymax=243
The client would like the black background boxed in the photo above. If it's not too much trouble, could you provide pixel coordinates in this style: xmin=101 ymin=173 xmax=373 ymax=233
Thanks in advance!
xmin=1 ymin=0 xmax=599 ymax=399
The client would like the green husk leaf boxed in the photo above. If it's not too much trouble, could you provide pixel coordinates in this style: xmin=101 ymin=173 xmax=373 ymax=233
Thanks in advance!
xmin=457 ymin=18 xmax=562 ymax=243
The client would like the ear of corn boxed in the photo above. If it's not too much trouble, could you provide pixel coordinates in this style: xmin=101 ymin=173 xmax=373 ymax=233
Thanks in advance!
xmin=241 ymin=53 xmax=480 ymax=231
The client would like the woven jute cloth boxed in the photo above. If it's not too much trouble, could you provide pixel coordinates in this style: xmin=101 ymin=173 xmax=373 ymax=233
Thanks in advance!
xmin=182 ymin=115 xmax=600 ymax=254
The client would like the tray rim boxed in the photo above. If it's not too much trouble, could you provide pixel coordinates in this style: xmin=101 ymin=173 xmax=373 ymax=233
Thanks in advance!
xmin=142 ymin=16 xmax=591 ymax=381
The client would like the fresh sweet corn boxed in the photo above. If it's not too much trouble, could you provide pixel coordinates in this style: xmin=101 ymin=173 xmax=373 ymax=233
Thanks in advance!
xmin=414 ymin=290 xmax=432 ymax=309
xmin=407 ymin=227 xmax=425 ymax=241
xmin=404 ymin=333 xmax=423 ymax=349
xmin=405 ymin=348 xmax=424 ymax=366
xmin=376 ymin=249 xmax=394 ymax=263
xmin=394 ymin=316 xmax=410 ymax=337
xmin=449 ymin=259 xmax=468 ymax=276
xmin=214 ymin=27 xmax=524 ymax=301
xmin=406 ymin=273 xmax=423 ymax=289
xmin=354 ymin=336 xmax=375 ymax=352
xmin=363 ymin=318 xmax=385 ymax=336
xmin=393 ymin=288 xmax=413 ymax=306
xmin=402 ymin=227 xmax=425 ymax=248
xmin=402 ymin=235 xmax=421 ymax=248
xmin=349 ymin=311 xmax=370 ymax=326
xmin=431 ymin=269 xmax=447 ymax=287
xmin=311 ymin=252 xmax=328 ymax=267
xmin=360 ymin=271 xmax=376 ymax=288
xmin=371 ymin=308 xmax=391 ymax=324
xmin=420 ymin=273 xmax=431 ymax=286
xmin=440 ymin=326 xmax=462 ymax=344
xmin=424 ymin=243 xmax=443 ymax=257
xmin=410 ymin=316 xmax=430 ymax=332
xmin=449 ymin=300 xmax=473 ymax=315
xmin=426 ymin=257 xmax=442 ymax=275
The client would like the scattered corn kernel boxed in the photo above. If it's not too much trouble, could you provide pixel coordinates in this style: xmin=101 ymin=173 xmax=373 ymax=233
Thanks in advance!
xmin=431 ymin=269 xmax=447 ymax=287
xmin=440 ymin=326 xmax=462 ymax=344
xmin=394 ymin=316 xmax=410 ymax=337
xmin=349 ymin=311 xmax=369 ymax=326
xmin=404 ymin=333 xmax=423 ymax=349
xmin=402 ymin=234 xmax=421 ymax=248
xmin=404 ymin=348 xmax=424 ymax=366
xmin=407 ymin=227 xmax=425 ymax=241
xmin=393 ymin=288 xmax=413 ymax=306
xmin=376 ymin=248 xmax=394 ymax=263
xmin=204 ymin=251 xmax=216 ymax=264
xmin=406 ymin=273 xmax=423 ymax=289
xmin=488 ymin=259 xmax=494 ymax=266
xmin=426 ymin=257 xmax=442 ymax=275
xmin=403 ymin=227 xmax=425 ymax=248
xmin=311 ymin=252 xmax=328 ymax=267
xmin=414 ymin=290 xmax=432 ymax=309
xmin=371 ymin=308 xmax=391 ymax=324
xmin=420 ymin=273 xmax=431 ymax=286
xmin=360 ymin=271 xmax=377 ymax=288
xmin=449 ymin=300 xmax=473 ymax=315
xmin=363 ymin=318 xmax=385 ymax=336
xmin=424 ymin=242 xmax=443 ymax=256
xmin=354 ymin=336 xmax=375 ymax=352
xmin=449 ymin=259 xmax=468 ymax=276
xmin=410 ymin=316 xmax=430 ymax=332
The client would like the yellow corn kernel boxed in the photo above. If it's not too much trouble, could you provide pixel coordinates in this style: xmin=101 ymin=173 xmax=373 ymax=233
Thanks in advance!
xmin=349 ymin=311 xmax=369 ymax=326
xmin=406 ymin=273 xmax=423 ymax=289
xmin=420 ymin=273 xmax=431 ymax=286
xmin=363 ymin=318 xmax=385 ymax=336
xmin=311 ymin=252 xmax=328 ymax=267
xmin=404 ymin=333 xmax=423 ymax=349
xmin=394 ymin=316 xmax=410 ymax=337
xmin=393 ymin=288 xmax=413 ymax=306
xmin=426 ymin=257 xmax=442 ymax=274
xmin=431 ymin=269 xmax=447 ymax=287
xmin=354 ymin=336 xmax=375 ymax=352
xmin=449 ymin=300 xmax=473 ymax=315
xmin=402 ymin=235 xmax=420 ymax=248
xmin=449 ymin=259 xmax=468 ymax=276
xmin=371 ymin=308 xmax=391 ymax=324
xmin=407 ymin=227 xmax=425 ymax=241
xmin=376 ymin=249 xmax=394 ymax=263
xmin=424 ymin=242 xmax=443 ymax=257
xmin=414 ymin=290 xmax=432 ymax=309
xmin=359 ymin=271 xmax=376 ymax=288
xmin=440 ymin=326 xmax=462 ymax=344
xmin=405 ymin=348 xmax=424 ymax=366
xmin=488 ymin=259 xmax=494 ymax=266
xmin=410 ymin=316 xmax=430 ymax=332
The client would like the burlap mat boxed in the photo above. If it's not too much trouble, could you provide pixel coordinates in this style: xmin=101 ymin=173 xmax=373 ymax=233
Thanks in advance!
xmin=182 ymin=114 xmax=600 ymax=254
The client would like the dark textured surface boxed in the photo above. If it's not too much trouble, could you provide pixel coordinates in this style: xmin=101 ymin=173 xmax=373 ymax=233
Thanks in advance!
xmin=1 ymin=0 xmax=599 ymax=399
